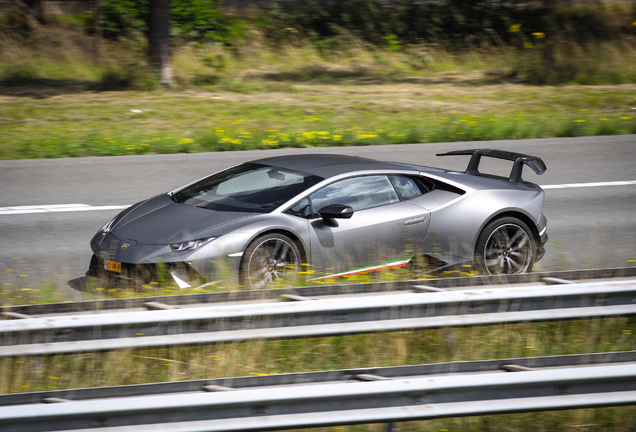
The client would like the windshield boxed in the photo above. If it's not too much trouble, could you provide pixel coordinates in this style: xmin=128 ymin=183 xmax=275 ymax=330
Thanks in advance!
xmin=173 ymin=163 xmax=323 ymax=213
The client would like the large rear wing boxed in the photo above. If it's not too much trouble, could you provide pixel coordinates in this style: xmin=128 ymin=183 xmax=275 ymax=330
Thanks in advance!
xmin=437 ymin=149 xmax=547 ymax=183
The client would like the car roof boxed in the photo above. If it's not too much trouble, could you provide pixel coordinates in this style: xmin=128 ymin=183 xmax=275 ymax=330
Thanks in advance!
xmin=252 ymin=154 xmax=416 ymax=178
xmin=250 ymin=153 xmax=540 ymax=193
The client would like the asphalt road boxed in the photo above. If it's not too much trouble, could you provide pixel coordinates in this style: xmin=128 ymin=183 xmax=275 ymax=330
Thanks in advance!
xmin=1 ymin=135 xmax=635 ymax=299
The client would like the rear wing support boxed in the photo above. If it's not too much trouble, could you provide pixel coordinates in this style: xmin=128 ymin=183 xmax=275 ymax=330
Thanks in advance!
xmin=437 ymin=149 xmax=547 ymax=183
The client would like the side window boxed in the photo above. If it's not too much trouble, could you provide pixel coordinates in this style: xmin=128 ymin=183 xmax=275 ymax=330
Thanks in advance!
xmin=310 ymin=175 xmax=399 ymax=213
xmin=285 ymin=197 xmax=312 ymax=219
xmin=389 ymin=175 xmax=429 ymax=200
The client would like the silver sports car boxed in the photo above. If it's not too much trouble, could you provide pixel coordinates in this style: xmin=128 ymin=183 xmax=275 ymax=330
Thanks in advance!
xmin=86 ymin=149 xmax=548 ymax=289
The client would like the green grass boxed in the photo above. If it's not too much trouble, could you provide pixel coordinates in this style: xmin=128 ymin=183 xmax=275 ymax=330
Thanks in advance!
xmin=0 ymin=254 xmax=452 ymax=306
xmin=1 ymin=84 xmax=635 ymax=160
xmin=1 ymin=22 xmax=636 ymax=160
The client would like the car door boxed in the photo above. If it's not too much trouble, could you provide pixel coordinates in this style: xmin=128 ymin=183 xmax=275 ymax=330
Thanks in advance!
xmin=306 ymin=174 xmax=430 ymax=278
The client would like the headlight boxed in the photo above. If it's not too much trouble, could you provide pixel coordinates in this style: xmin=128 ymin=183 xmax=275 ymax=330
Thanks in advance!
xmin=170 ymin=236 xmax=219 ymax=252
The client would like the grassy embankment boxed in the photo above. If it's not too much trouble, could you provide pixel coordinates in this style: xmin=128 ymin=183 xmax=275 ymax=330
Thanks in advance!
xmin=1 ymin=3 xmax=636 ymax=430
xmin=0 ymin=4 xmax=635 ymax=160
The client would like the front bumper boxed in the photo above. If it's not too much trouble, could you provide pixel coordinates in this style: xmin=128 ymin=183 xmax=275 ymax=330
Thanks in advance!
xmin=86 ymin=254 xmax=208 ymax=288
xmin=88 ymin=231 xmax=246 ymax=289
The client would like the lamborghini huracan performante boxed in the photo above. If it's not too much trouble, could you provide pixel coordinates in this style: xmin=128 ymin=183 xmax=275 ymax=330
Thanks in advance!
xmin=86 ymin=149 xmax=548 ymax=289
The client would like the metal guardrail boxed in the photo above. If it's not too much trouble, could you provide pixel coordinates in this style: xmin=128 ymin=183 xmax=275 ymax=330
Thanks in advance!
xmin=4 ymin=266 xmax=636 ymax=317
xmin=1 ymin=279 xmax=636 ymax=357
xmin=3 ymin=350 xmax=635 ymax=407
xmin=2 ymin=351 xmax=636 ymax=432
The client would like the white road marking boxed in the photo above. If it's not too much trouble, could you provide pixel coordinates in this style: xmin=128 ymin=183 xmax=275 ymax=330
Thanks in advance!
xmin=0 ymin=204 xmax=130 ymax=215
xmin=541 ymin=180 xmax=636 ymax=190
xmin=1 ymin=179 xmax=635 ymax=215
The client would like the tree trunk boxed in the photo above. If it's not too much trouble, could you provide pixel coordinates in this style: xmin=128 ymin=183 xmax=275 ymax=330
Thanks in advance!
xmin=148 ymin=0 xmax=174 ymax=86
xmin=93 ymin=0 xmax=102 ymax=64
xmin=543 ymin=0 xmax=555 ymax=69
xmin=24 ymin=0 xmax=45 ymax=24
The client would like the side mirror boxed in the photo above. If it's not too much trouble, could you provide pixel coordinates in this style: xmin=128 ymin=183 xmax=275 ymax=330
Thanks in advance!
xmin=318 ymin=204 xmax=354 ymax=227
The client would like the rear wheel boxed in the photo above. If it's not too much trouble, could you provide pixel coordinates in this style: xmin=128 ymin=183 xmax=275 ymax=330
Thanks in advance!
xmin=475 ymin=217 xmax=535 ymax=275
xmin=240 ymin=234 xmax=301 ymax=289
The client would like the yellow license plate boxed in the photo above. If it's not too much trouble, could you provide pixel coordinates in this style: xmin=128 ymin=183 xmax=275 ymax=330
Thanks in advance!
xmin=104 ymin=259 xmax=121 ymax=273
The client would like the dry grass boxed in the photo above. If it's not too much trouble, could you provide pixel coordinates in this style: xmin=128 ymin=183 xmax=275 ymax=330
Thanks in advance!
xmin=2 ymin=318 xmax=634 ymax=392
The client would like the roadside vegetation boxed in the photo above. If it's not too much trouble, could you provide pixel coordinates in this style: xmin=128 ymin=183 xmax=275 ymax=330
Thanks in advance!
xmin=2 ymin=1 xmax=636 ymax=430
xmin=0 ymin=1 xmax=635 ymax=159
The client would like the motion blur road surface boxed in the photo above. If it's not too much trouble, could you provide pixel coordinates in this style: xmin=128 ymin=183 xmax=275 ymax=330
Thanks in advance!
xmin=1 ymin=135 xmax=635 ymax=298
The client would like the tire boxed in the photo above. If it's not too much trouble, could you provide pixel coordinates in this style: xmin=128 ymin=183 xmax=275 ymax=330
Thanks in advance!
xmin=475 ymin=217 xmax=535 ymax=275
xmin=240 ymin=233 xmax=301 ymax=289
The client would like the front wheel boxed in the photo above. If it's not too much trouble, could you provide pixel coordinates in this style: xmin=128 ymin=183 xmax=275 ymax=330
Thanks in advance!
xmin=240 ymin=234 xmax=301 ymax=289
xmin=475 ymin=217 xmax=535 ymax=275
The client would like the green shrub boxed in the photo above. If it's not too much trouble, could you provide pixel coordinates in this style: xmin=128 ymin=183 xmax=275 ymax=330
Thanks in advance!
xmin=171 ymin=0 xmax=229 ymax=42
xmin=83 ymin=0 xmax=231 ymax=43
xmin=84 ymin=0 xmax=147 ymax=40
xmin=255 ymin=0 xmax=549 ymax=48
